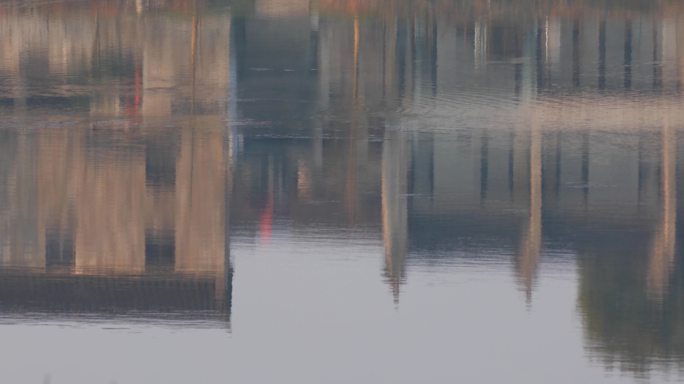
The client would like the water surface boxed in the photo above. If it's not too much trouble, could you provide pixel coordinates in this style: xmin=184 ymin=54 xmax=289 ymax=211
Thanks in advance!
xmin=1 ymin=0 xmax=684 ymax=382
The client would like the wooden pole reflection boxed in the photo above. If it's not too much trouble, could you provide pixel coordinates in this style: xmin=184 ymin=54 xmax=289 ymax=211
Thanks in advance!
xmin=381 ymin=128 xmax=409 ymax=303
xmin=345 ymin=15 xmax=361 ymax=223
xmin=191 ymin=2 xmax=199 ymax=113
xmin=383 ymin=10 xmax=397 ymax=99
xmin=353 ymin=15 xmax=360 ymax=101
xmin=517 ymin=119 xmax=542 ymax=301
xmin=647 ymin=120 xmax=676 ymax=299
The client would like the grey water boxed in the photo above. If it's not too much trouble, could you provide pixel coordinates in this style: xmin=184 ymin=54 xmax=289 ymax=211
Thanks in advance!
xmin=1 ymin=0 xmax=683 ymax=382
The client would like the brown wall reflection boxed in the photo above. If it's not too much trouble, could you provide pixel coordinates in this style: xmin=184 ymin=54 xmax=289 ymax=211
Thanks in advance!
xmin=0 ymin=2 xmax=233 ymax=323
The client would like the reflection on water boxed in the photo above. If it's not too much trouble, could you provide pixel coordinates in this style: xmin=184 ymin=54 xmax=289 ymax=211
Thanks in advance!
xmin=0 ymin=0 xmax=233 ymax=327
xmin=3 ymin=0 xmax=684 ymax=382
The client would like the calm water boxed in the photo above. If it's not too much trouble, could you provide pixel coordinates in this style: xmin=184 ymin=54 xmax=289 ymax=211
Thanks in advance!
xmin=1 ymin=0 xmax=684 ymax=382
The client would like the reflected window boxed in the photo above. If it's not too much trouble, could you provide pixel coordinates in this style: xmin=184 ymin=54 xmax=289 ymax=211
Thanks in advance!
xmin=145 ymin=138 xmax=177 ymax=188
xmin=145 ymin=230 xmax=175 ymax=271
xmin=45 ymin=230 xmax=74 ymax=270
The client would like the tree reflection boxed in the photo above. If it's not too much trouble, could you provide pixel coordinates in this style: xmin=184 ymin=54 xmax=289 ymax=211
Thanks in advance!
xmin=578 ymin=122 xmax=682 ymax=375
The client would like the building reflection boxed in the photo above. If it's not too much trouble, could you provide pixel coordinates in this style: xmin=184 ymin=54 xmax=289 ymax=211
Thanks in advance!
xmin=0 ymin=0 xmax=233 ymax=325
xmin=2 ymin=0 xmax=684 ymax=374
xmin=225 ymin=0 xmax=684 ymax=375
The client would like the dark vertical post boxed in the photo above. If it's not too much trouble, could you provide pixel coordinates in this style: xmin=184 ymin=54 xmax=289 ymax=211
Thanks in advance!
xmin=573 ymin=20 xmax=581 ymax=88
xmin=624 ymin=20 xmax=632 ymax=90
xmin=480 ymin=130 xmax=489 ymax=203
xmin=582 ymin=133 xmax=590 ymax=205
xmin=598 ymin=18 xmax=606 ymax=90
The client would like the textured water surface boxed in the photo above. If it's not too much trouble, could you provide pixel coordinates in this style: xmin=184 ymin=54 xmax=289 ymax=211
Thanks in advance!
xmin=1 ymin=0 xmax=684 ymax=383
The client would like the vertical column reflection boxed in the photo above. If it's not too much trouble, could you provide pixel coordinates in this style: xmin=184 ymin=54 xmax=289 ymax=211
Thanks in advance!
xmin=517 ymin=119 xmax=542 ymax=300
xmin=381 ymin=127 xmax=409 ymax=303
xmin=573 ymin=20 xmax=581 ymax=88
xmin=646 ymin=121 xmax=676 ymax=299
xmin=598 ymin=17 xmax=606 ymax=90
xmin=624 ymin=20 xmax=633 ymax=90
